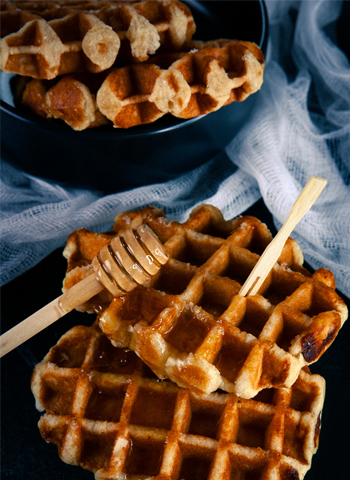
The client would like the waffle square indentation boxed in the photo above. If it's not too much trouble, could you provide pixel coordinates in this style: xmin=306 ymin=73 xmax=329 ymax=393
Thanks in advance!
xmin=165 ymin=305 xmax=212 ymax=354
xmin=124 ymin=435 xmax=165 ymax=476
xmin=236 ymin=406 xmax=273 ymax=449
xmin=179 ymin=446 xmax=216 ymax=480
xmin=41 ymin=372 xmax=79 ymax=415
xmin=85 ymin=383 xmax=126 ymax=423
xmin=80 ymin=426 xmax=118 ymax=472
xmin=188 ymin=397 xmax=225 ymax=440
xmin=90 ymin=335 xmax=140 ymax=374
xmin=129 ymin=386 xmax=177 ymax=430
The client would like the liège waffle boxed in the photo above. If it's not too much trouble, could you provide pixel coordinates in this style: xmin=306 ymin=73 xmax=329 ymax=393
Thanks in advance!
xmin=14 ymin=73 xmax=108 ymax=130
xmin=62 ymin=205 xmax=348 ymax=398
xmin=31 ymin=321 xmax=326 ymax=480
xmin=0 ymin=10 xmax=121 ymax=79
xmin=0 ymin=1 xmax=195 ymax=79
xmin=14 ymin=38 xmax=264 ymax=129
xmin=96 ymin=39 xmax=264 ymax=127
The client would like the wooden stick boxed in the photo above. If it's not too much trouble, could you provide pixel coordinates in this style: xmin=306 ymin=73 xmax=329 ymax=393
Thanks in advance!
xmin=0 ymin=273 xmax=103 ymax=358
xmin=0 ymin=223 xmax=168 ymax=358
xmin=239 ymin=176 xmax=327 ymax=297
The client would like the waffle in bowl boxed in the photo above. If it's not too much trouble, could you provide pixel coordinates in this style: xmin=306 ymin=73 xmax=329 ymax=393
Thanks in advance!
xmin=0 ymin=0 xmax=196 ymax=79
xmin=12 ymin=38 xmax=264 ymax=129
xmin=1 ymin=0 xmax=196 ymax=53
xmin=0 ymin=10 xmax=121 ymax=79
xmin=13 ymin=72 xmax=109 ymax=130
xmin=31 ymin=320 xmax=326 ymax=480
xmin=96 ymin=39 xmax=265 ymax=127
xmin=62 ymin=205 xmax=348 ymax=398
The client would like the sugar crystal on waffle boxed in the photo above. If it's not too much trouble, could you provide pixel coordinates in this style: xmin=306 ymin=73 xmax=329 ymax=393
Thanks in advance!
xmin=62 ymin=205 xmax=347 ymax=398
xmin=31 ymin=321 xmax=326 ymax=480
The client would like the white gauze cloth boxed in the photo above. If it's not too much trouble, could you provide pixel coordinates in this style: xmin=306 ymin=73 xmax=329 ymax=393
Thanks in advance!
xmin=1 ymin=0 xmax=349 ymax=297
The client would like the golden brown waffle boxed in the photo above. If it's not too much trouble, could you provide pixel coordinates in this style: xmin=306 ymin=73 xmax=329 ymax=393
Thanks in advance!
xmin=147 ymin=39 xmax=265 ymax=118
xmin=189 ymin=38 xmax=266 ymax=103
xmin=132 ymin=0 xmax=196 ymax=51
xmin=13 ymin=39 xmax=264 ymax=129
xmin=0 ymin=10 xmax=121 ymax=79
xmin=96 ymin=39 xmax=264 ymax=127
xmin=62 ymin=205 xmax=348 ymax=398
xmin=14 ymin=73 xmax=108 ymax=130
xmin=0 ymin=1 xmax=195 ymax=79
xmin=31 ymin=321 xmax=326 ymax=480
xmin=95 ymin=61 xmax=186 ymax=128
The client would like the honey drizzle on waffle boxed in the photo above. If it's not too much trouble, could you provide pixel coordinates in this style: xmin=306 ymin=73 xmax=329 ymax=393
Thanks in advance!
xmin=31 ymin=321 xmax=326 ymax=480
xmin=62 ymin=205 xmax=348 ymax=398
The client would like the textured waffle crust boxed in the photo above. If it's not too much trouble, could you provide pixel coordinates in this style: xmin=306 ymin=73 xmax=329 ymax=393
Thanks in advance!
xmin=1 ymin=1 xmax=265 ymax=129
xmin=62 ymin=205 xmax=348 ymax=398
xmin=31 ymin=322 xmax=325 ymax=480
xmin=0 ymin=0 xmax=196 ymax=78
xmin=11 ymin=38 xmax=264 ymax=130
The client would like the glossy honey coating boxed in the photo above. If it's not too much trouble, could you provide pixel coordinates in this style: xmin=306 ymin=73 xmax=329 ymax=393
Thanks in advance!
xmin=31 ymin=321 xmax=326 ymax=480
xmin=63 ymin=205 xmax=348 ymax=398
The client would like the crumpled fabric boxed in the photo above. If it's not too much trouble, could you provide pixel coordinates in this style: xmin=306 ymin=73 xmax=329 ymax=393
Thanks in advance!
xmin=1 ymin=0 xmax=349 ymax=297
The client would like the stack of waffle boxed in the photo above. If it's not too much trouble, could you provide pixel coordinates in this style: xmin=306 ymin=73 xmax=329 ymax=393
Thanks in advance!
xmin=1 ymin=0 xmax=265 ymax=129
xmin=31 ymin=204 xmax=348 ymax=479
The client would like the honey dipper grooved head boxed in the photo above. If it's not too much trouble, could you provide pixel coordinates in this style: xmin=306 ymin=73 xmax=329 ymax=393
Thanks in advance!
xmin=92 ymin=223 xmax=168 ymax=297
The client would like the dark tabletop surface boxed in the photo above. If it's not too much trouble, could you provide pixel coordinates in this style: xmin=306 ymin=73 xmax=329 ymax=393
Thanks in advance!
xmin=1 ymin=199 xmax=349 ymax=480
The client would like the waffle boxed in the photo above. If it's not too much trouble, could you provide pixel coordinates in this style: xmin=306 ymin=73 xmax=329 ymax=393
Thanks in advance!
xmin=189 ymin=38 xmax=266 ymax=103
xmin=14 ymin=73 xmax=108 ymax=130
xmin=1 ymin=0 xmax=196 ymax=46
xmin=132 ymin=0 xmax=196 ymax=51
xmin=96 ymin=39 xmax=264 ymax=127
xmin=31 ymin=321 xmax=326 ymax=480
xmin=95 ymin=61 xmax=184 ymax=128
xmin=0 ymin=1 xmax=195 ymax=79
xmin=148 ymin=38 xmax=265 ymax=118
xmin=62 ymin=205 xmax=348 ymax=399
xmin=14 ymin=38 xmax=264 ymax=129
xmin=0 ymin=10 xmax=121 ymax=79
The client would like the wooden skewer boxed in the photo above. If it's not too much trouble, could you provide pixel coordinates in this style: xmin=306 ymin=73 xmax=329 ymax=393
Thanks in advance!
xmin=0 ymin=224 xmax=168 ymax=358
xmin=239 ymin=176 xmax=327 ymax=297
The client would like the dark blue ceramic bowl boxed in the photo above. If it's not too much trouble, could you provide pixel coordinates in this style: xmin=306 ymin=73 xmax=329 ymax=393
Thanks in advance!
xmin=0 ymin=0 xmax=268 ymax=193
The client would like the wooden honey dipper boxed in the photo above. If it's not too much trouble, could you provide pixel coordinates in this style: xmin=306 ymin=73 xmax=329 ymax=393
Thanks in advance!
xmin=0 ymin=224 xmax=168 ymax=358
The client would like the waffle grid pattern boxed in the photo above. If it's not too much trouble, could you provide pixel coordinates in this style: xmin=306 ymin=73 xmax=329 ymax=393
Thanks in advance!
xmin=1 ymin=1 xmax=265 ymax=129
xmin=0 ymin=0 xmax=196 ymax=79
xmin=12 ymin=37 xmax=264 ymax=130
xmin=62 ymin=205 xmax=347 ymax=398
xmin=31 ymin=322 xmax=325 ymax=480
